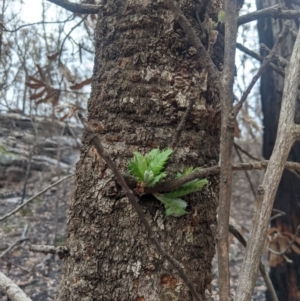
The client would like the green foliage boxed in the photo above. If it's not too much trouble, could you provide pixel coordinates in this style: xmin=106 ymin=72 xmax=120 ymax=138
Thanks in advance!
xmin=218 ymin=10 xmax=226 ymax=23
xmin=128 ymin=148 xmax=172 ymax=187
xmin=128 ymin=149 xmax=208 ymax=217
xmin=154 ymin=194 xmax=188 ymax=217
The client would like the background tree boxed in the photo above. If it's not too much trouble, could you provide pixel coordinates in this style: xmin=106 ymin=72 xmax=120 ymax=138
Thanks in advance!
xmin=256 ymin=0 xmax=300 ymax=300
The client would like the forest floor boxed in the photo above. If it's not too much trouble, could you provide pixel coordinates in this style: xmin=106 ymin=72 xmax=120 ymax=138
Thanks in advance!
xmin=0 ymin=114 xmax=267 ymax=301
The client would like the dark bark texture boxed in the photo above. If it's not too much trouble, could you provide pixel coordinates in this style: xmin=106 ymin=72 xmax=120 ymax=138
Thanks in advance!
xmin=57 ymin=0 xmax=223 ymax=300
xmin=257 ymin=0 xmax=300 ymax=300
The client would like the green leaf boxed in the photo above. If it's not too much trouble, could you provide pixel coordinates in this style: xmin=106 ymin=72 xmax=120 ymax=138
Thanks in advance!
xmin=170 ymin=167 xmax=208 ymax=198
xmin=218 ymin=10 xmax=226 ymax=23
xmin=164 ymin=178 xmax=208 ymax=198
xmin=150 ymin=172 xmax=167 ymax=186
xmin=147 ymin=148 xmax=173 ymax=175
xmin=154 ymin=194 xmax=188 ymax=217
xmin=128 ymin=151 xmax=148 ymax=181
xmin=143 ymin=170 xmax=154 ymax=184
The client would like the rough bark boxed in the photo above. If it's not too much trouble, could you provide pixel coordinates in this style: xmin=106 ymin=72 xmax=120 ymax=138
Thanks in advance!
xmin=57 ymin=0 xmax=223 ymax=300
xmin=257 ymin=0 xmax=300 ymax=300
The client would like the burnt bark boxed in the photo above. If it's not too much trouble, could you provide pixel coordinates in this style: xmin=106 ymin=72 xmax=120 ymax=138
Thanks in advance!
xmin=57 ymin=0 xmax=223 ymax=300
xmin=257 ymin=0 xmax=300 ymax=300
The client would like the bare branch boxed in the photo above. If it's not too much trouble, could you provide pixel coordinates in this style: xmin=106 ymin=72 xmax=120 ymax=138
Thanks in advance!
xmin=236 ymin=43 xmax=285 ymax=77
xmin=229 ymin=224 xmax=278 ymax=301
xmin=0 ymin=238 xmax=29 ymax=259
xmin=0 ymin=271 xmax=32 ymax=301
xmin=217 ymin=0 xmax=238 ymax=298
xmin=268 ymin=225 xmax=300 ymax=255
xmin=233 ymin=142 xmax=261 ymax=161
xmin=234 ymin=20 xmax=300 ymax=301
xmin=3 ymin=16 xmax=75 ymax=33
xmin=46 ymin=0 xmax=101 ymax=14
xmin=77 ymin=112 xmax=203 ymax=301
xmin=234 ymin=21 xmax=290 ymax=117
xmin=146 ymin=160 xmax=300 ymax=194
xmin=59 ymin=15 xmax=88 ymax=63
xmin=234 ymin=144 xmax=256 ymax=197
xmin=0 ymin=174 xmax=74 ymax=222
xmin=29 ymin=245 xmax=69 ymax=259
xmin=238 ymin=5 xmax=300 ymax=26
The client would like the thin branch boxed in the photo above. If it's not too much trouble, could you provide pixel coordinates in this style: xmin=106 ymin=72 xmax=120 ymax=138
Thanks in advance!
xmin=0 ymin=174 xmax=74 ymax=222
xmin=59 ymin=15 xmax=88 ymax=63
xmin=0 ymin=271 xmax=32 ymax=301
xmin=234 ymin=144 xmax=256 ymax=197
xmin=238 ymin=5 xmax=300 ymax=26
xmin=77 ymin=112 xmax=203 ymax=301
xmin=260 ymin=43 xmax=289 ymax=68
xmin=236 ymin=43 xmax=285 ymax=77
xmin=233 ymin=142 xmax=261 ymax=161
xmin=0 ymin=258 xmax=31 ymax=274
xmin=234 ymin=18 xmax=300 ymax=301
xmin=29 ymin=245 xmax=69 ymax=259
xmin=146 ymin=160 xmax=300 ymax=194
xmin=46 ymin=0 xmax=101 ymax=14
xmin=3 ymin=16 xmax=75 ymax=33
xmin=234 ymin=21 xmax=290 ymax=117
xmin=217 ymin=0 xmax=238 ymax=298
xmin=171 ymin=99 xmax=195 ymax=148
xmin=0 ymin=238 xmax=29 ymax=259
xmin=268 ymin=225 xmax=300 ymax=255
xmin=228 ymin=224 xmax=278 ymax=301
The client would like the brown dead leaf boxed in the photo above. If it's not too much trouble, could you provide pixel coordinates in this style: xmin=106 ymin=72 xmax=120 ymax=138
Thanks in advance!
xmin=70 ymin=77 xmax=92 ymax=90
xmin=59 ymin=62 xmax=75 ymax=83
xmin=47 ymin=52 xmax=60 ymax=61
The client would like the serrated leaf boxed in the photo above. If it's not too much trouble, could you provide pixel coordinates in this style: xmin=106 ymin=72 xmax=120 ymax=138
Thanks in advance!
xmin=176 ymin=166 xmax=200 ymax=179
xmin=147 ymin=148 xmax=173 ymax=175
xmin=218 ymin=10 xmax=226 ymax=23
xmin=143 ymin=170 xmax=154 ymax=185
xmin=164 ymin=178 xmax=208 ymax=198
xmin=128 ymin=151 xmax=148 ymax=181
xmin=154 ymin=194 xmax=188 ymax=217
xmin=150 ymin=172 xmax=167 ymax=186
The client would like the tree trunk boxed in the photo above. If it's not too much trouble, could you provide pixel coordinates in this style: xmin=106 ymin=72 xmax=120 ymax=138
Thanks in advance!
xmin=57 ymin=0 xmax=223 ymax=300
xmin=256 ymin=1 xmax=300 ymax=300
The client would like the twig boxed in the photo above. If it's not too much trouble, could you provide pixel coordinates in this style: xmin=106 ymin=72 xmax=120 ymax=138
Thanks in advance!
xmin=234 ymin=21 xmax=290 ymax=117
xmin=171 ymin=99 xmax=195 ymax=148
xmin=217 ymin=0 xmax=238 ymax=299
xmin=233 ymin=142 xmax=261 ymax=161
xmin=234 ymin=144 xmax=256 ymax=197
xmin=46 ymin=0 xmax=101 ymax=14
xmin=234 ymin=19 xmax=300 ymax=301
xmin=0 ymin=238 xmax=29 ymax=258
xmin=146 ymin=160 xmax=300 ymax=194
xmin=0 ymin=271 xmax=33 ymax=301
xmin=58 ymin=15 xmax=88 ymax=63
xmin=3 ymin=16 xmax=76 ymax=33
xmin=29 ymin=245 xmax=69 ymax=259
xmin=270 ymin=212 xmax=285 ymax=221
xmin=0 ymin=258 xmax=31 ymax=274
xmin=77 ymin=112 xmax=203 ymax=301
xmin=236 ymin=43 xmax=285 ymax=76
xmin=238 ymin=5 xmax=300 ymax=26
xmin=228 ymin=224 xmax=278 ymax=301
xmin=21 ymin=138 xmax=36 ymax=204
xmin=268 ymin=225 xmax=300 ymax=255
xmin=0 ymin=174 xmax=74 ymax=221
xmin=260 ymin=43 xmax=289 ymax=68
